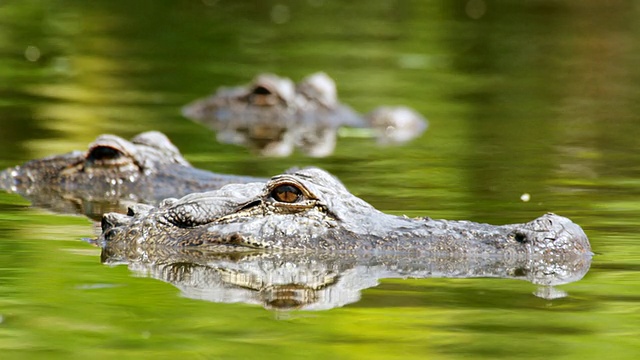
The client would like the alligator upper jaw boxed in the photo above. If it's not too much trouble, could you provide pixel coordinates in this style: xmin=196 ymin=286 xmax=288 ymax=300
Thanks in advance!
xmin=101 ymin=181 xmax=268 ymax=232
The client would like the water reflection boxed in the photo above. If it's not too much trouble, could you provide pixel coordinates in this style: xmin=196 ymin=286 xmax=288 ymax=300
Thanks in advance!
xmin=101 ymin=246 xmax=592 ymax=311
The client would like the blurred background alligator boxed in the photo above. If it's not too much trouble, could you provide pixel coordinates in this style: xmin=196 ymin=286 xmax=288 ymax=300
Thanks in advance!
xmin=100 ymin=167 xmax=592 ymax=258
xmin=182 ymin=72 xmax=428 ymax=157
xmin=0 ymin=131 xmax=266 ymax=219
xmin=101 ymin=248 xmax=592 ymax=311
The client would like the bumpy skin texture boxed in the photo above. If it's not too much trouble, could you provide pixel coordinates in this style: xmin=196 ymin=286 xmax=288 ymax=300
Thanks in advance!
xmin=182 ymin=72 xmax=427 ymax=157
xmin=0 ymin=131 xmax=265 ymax=218
xmin=99 ymin=168 xmax=592 ymax=258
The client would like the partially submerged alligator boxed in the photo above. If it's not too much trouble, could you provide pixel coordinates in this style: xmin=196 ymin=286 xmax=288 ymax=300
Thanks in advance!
xmin=100 ymin=167 xmax=591 ymax=258
xmin=182 ymin=72 xmax=428 ymax=157
xmin=101 ymin=248 xmax=592 ymax=310
xmin=0 ymin=131 xmax=265 ymax=219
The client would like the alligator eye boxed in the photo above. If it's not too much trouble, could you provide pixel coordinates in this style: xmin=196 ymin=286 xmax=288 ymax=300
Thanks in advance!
xmin=271 ymin=184 xmax=302 ymax=203
xmin=253 ymin=85 xmax=273 ymax=96
xmin=514 ymin=232 xmax=528 ymax=243
xmin=88 ymin=146 xmax=123 ymax=162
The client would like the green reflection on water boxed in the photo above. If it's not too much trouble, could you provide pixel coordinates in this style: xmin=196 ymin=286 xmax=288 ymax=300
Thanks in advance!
xmin=1 ymin=0 xmax=640 ymax=359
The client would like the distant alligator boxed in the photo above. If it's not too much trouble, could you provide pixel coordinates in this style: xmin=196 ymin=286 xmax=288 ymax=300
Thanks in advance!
xmin=0 ymin=131 xmax=265 ymax=219
xmin=182 ymin=72 xmax=427 ymax=157
xmin=101 ymin=248 xmax=592 ymax=311
xmin=99 ymin=167 xmax=591 ymax=258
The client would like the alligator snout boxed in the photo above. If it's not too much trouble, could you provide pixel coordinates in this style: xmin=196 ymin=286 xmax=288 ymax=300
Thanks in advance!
xmin=101 ymin=212 xmax=132 ymax=232
xmin=523 ymin=213 xmax=592 ymax=256
xmin=102 ymin=202 xmax=157 ymax=232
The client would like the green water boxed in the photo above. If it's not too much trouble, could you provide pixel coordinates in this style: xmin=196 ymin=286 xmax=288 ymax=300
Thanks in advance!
xmin=1 ymin=0 xmax=639 ymax=359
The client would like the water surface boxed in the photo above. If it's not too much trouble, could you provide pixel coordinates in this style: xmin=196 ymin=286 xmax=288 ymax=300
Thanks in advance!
xmin=1 ymin=1 xmax=639 ymax=359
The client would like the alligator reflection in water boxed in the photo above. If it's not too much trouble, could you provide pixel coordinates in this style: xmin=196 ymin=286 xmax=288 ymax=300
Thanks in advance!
xmin=98 ymin=166 xmax=592 ymax=310
xmin=101 ymin=247 xmax=592 ymax=311
xmin=0 ymin=131 xmax=266 ymax=220
xmin=182 ymin=72 xmax=428 ymax=157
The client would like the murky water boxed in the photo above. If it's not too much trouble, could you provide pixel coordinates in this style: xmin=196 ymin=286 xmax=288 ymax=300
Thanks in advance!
xmin=1 ymin=1 xmax=639 ymax=359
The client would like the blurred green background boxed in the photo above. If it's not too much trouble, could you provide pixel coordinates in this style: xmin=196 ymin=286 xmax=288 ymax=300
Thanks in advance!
xmin=0 ymin=0 xmax=639 ymax=359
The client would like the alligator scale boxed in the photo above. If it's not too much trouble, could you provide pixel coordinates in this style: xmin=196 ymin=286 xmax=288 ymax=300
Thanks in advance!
xmin=99 ymin=168 xmax=591 ymax=257
xmin=0 ymin=131 xmax=265 ymax=218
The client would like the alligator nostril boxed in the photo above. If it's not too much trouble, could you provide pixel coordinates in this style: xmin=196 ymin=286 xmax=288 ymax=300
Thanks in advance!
xmin=514 ymin=232 xmax=528 ymax=243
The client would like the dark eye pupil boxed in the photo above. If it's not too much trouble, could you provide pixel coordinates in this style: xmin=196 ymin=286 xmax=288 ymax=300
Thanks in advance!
xmin=253 ymin=85 xmax=273 ymax=95
xmin=271 ymin=184 xmax=302 ymax=203
xmin=88 ymin=146 xmax=122 ymax=161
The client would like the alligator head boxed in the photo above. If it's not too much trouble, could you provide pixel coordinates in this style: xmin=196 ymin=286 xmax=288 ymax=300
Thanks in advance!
xmin=0 ymin=131 xmax=265 ymax=218
xmin=182 ymin=73 xmax=299 ymax=156
xmin=182 ymin=73 xmax=366 ymax=157
xmin=1 ymin=131 xmax=188 ymax=191
xmin=100 ymin=168 xmax=591 ymax=258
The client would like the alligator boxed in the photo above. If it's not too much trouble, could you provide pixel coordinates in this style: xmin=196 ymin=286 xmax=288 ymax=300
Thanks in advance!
xmin=99 ymin=167 xmax=592 ymax=258
xmin=0 ymin=131 xmax=266 ymax=219
xmin=182 ymin=72 xmax=428 ymax=157
xmin=101 ymin=247 xmax=591 ymax=310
